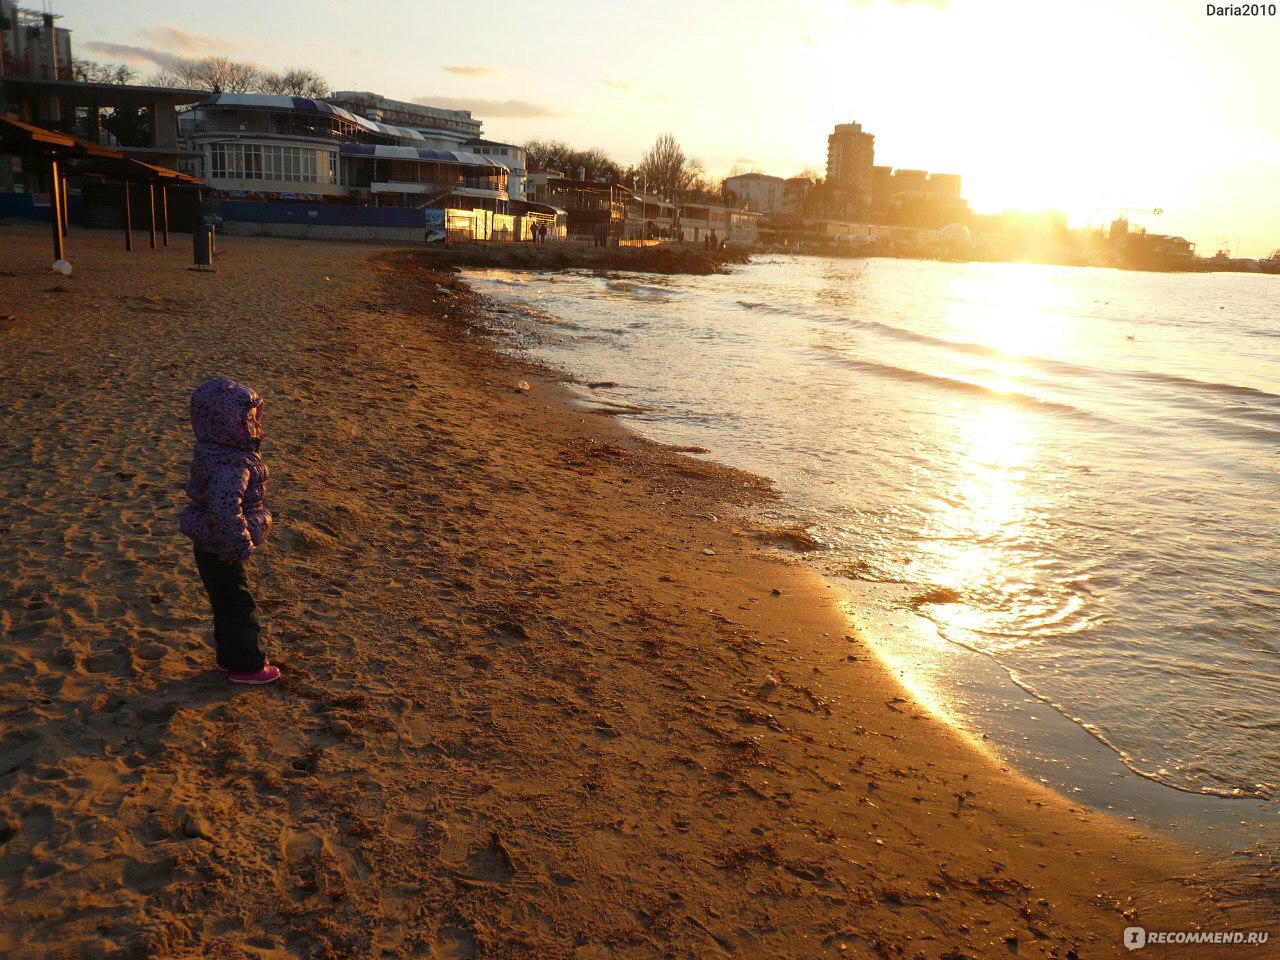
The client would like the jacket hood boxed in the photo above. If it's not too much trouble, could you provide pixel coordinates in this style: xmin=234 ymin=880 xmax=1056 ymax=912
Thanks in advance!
xmin=190 ymin=378 xmax=263 ymax=451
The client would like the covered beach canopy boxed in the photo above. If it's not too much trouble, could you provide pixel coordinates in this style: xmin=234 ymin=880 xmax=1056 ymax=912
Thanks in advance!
xmin=1 ymin=115 xmax=203 ymax=261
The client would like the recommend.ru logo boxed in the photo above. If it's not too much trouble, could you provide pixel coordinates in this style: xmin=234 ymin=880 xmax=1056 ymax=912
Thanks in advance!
xmin=1124 ymin=926 xmax=1271 ymax=949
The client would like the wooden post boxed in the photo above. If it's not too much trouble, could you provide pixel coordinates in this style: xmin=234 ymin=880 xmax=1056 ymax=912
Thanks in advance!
xmin=49 ymin=157 xmax=65 ymax=263
xmin=59 ymin=175 xmax=70 ymax=236
xmin=161 ymin=185 xmax=169 ymax=246
xmin=123 ymin=180 xmax=133 ymax=252
xmin=148 ymin=183 xmax=157 ymax=250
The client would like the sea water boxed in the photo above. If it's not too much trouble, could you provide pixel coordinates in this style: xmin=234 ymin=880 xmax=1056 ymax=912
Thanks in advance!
xmin=465 ymin=256 xmax=1280 ymax=834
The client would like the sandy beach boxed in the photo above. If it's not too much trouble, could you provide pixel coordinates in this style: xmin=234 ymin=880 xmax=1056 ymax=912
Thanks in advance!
xmin=0 ymin=223 xmax=1269 ymax=959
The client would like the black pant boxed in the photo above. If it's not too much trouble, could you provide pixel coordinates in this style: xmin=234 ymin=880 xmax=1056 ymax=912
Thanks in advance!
xmin=194 ymin=548 xmax=265 ymax=673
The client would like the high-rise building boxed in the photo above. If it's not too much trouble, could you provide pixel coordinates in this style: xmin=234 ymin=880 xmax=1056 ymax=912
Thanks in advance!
xmin=0 ymin=2 xmax=74 ymax=83
xmin=826 ymin=122 xmax=875 ymax=212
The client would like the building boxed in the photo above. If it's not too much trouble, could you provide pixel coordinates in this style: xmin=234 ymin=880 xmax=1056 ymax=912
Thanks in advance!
xmin=326 ymin=90 xmax=480 ymax=146
xmin=723 ymin=173 xmax=785 ymax=214
xmin=1 ymin=1 xmax=204 ymax=187
xmin=526 ymin=172 xmax=627 ymax=242
xmin=1 ymin=0 xmax=205 ymax=225
xmin=464 ymin=137 xmax=527 ymax=201
xmin=870 ymin=166 xmax=969 ymax=228
xmin=616 ymin=189 xmax=759 ymax=245
xmin=0 ymin=3 xmax=71 ymax=81
xmin=925 ymin=172 xmax=961 ymax=201
xmin=180 ymin=94 xmax=510 ymax=214
xmin=782 ymin=176 xmax=813 ymax=215
xmin=825 ymin=122 xmax=875 ymax=213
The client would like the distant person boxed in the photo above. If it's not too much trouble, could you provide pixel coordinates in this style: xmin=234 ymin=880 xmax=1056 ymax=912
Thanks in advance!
xmin=181 ymin=378 xmax=280 ymax=685
xmin=709 ymin=230 xmax=717 ymax=251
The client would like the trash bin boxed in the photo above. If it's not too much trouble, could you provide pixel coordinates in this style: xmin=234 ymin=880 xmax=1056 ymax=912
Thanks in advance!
xmin=193 ymin=225 xmax=214 ymax=268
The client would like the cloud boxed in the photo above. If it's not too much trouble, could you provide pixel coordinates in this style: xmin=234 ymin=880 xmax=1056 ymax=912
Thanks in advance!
xmin=137 ymin=24 xmax=241 ymax=55
xmin=443 ymin=65 xmax=498 ymax=77
xmin=411 ymin=96 xmax=569 ymax=119
xmin=81 ymin=40 xmax=184 ymax=72
xmin=599 ymin=79 xmax=630 ymax=90
xmin=83 ymin=22 xmax=256 ymax=72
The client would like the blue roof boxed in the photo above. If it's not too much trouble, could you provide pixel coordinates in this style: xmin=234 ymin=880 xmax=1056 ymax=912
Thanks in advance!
xmin=339 ymin=143 xmax=508 ymax=169
xmin=196 ymin=93 xmax=429 ymax=143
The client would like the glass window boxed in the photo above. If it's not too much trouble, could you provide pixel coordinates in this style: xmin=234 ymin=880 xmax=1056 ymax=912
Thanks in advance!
xmin=209 ymin=143 xmax=225 ymax=179
xmin=204 ymin=143 xmax=338 ymax=185
xmin=245 ymin=144 xmax=262 ymax=179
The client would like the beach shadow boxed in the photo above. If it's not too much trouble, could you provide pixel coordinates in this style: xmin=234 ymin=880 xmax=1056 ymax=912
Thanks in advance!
xmin=0 ymin=668 xmax=270 ymax=791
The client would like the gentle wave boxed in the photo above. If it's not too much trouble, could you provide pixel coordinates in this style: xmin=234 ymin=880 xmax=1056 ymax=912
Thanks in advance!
xmin=808 ymin=350 xmax=1107 ymax=423
xmin=602 ymin=278 xmax=679 ymax=298
xmin=736 ymin=297 xmax=1280 ymax=442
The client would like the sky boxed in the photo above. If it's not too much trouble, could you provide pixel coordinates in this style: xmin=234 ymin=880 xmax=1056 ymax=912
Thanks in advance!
xmin=61 ymin=0 xmax=1280 ymax=257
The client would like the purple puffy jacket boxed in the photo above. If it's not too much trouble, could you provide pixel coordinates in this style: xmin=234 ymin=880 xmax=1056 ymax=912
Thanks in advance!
xmin=180 ymin=378 xmax=272 ymax=561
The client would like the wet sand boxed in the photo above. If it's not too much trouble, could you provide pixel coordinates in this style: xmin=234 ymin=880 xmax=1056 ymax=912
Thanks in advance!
xmin=0 ymin=223 xmax=1270 ymax=958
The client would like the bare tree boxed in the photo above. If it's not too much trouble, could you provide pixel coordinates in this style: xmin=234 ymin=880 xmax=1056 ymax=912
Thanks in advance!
xmin=146 ymin=57 xmax=328 ymax=98
xmin=72 ymin=58 xmax=137 ymax=84
xmin=639 ymin=133 xmax=696 ymax=200
xmin=524 ymin=138 xmax=575 ymax=174
xmin=195 ymin=56 xmax=261 ymax=92
xmin=524 ymin=139 xmax=622 ymax=182
xmin=682 ymin=158 xmax=722 ymax=203
xmin=149 ymin=57 xmax=260 ymax=92
xmin=579 ymin=147 xmax=623 ymax=184
xmin=260 ymin=67 xmax=329 ymax=98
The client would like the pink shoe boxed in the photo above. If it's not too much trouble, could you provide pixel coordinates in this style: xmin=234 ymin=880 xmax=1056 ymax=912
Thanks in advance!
xmin=227 ymin=664 xmax=282 ymax=685
xmin=216 ymin=659 xmax=269 ymax=673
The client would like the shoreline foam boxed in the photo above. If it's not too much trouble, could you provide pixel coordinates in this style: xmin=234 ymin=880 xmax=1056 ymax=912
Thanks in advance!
xmin=0 ymin=224 xmax=1271 ymax=958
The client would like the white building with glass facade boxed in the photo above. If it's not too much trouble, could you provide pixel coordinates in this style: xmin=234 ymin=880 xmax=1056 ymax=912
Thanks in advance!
xmin=179 ymin=93 xmax=510 ymax=210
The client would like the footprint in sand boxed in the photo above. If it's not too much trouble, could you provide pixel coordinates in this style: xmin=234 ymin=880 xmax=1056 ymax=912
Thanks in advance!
xmin=434 ymin=926 xmax=477 ymax=960
xmin=281 ymin=829 xmax=326 ymax=861
xmin=121 ymin=854 xmax=176 ymax=895
xmin=384 ymin=811 xmax=420 ymax=841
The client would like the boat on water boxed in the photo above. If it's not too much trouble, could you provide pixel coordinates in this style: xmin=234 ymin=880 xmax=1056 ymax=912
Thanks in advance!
xmin=1259 ymin=250 xmax=1280 ymax=275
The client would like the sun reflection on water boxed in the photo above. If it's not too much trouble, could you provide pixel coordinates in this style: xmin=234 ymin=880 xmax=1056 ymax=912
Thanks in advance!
xmin=914 ymin=271 xmax=1066 ymax=646
xmin=946 ymin=266 xmax=1072 ymax=361
xmin=917 ymin=401 xmax=1039 ymax=642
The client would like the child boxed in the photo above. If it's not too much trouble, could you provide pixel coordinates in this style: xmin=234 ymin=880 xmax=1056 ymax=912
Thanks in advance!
xmin=180 ymin=378 xmax=280 ymax=685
